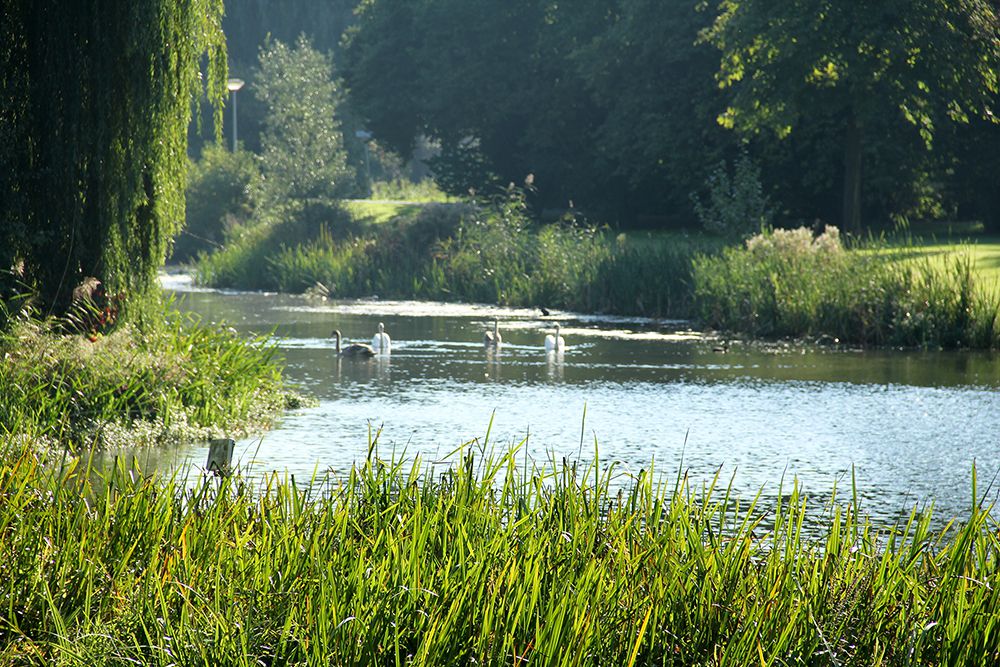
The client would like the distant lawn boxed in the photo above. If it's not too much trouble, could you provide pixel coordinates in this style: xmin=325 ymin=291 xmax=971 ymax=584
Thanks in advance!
xmin=877 ymin=233 xmax=1000 ymax=289
xmin=342 ymin=199 xmax=427 ymax=225
xmin=341 ymin=178 xmax=457 ymax=224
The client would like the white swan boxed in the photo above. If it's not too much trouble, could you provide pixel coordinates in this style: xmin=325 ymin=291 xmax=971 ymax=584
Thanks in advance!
xmin=544 ymin=324 xmax=565 ymax=354
xmin=372 ymin=321 xmax=391 ymax=355
xmin=332 ymin=330 xmax=375 ymax=358
xmin=483 ymin=318 xmax=502 ymax=347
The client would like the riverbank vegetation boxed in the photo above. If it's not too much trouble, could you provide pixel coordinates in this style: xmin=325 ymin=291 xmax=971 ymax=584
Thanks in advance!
xmin=192 ymin=185 xmax=1000 ymax=348
xmin=694 ymin=227 xmax=1000 ymax=348
xmin=195 ymin=190 xmax=714 ymax=317
xmin=1 ymin=443 xmax=997 ymax=665
xmin=0 ymin=304 xmax=294 ymax=450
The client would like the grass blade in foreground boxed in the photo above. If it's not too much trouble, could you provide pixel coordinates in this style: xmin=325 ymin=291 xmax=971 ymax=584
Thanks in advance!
xmin=0 ymin=443 xmax=997 ymax=665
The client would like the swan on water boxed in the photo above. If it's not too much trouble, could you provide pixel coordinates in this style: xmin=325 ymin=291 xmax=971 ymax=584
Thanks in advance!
xmin=332 ymin=330 xmax=375 ymax=358
xmin=483 ymin=318 xmax=502 ymax=347
xmin=372 ymin=322 xmax=391 ymax=355
xmin=544 ymin=323 xmax=565 ymax=354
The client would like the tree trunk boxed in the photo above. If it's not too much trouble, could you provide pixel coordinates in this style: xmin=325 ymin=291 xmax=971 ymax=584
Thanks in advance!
xmin=842 ymin=113 xmax=863 ymax=234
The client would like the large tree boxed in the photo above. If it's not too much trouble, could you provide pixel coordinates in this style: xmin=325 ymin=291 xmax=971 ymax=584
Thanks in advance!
xmin=0 ymin=0 xmax=226 ymax=315
xmin=569 ymin=0 xmax=735 ymax=223
xmin=706 ymin=0 xmax=1000 ymax=232
xmin=254 ymin=37 xmax=354 ymax=213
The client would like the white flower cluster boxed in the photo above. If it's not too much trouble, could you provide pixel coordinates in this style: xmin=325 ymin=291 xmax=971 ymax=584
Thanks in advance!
xmin=744 ymin=225 xmax=842 ymax=256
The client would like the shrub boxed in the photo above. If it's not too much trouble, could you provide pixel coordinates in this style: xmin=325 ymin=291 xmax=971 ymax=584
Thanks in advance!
xmin=692 ymin=151 xmax=774 ymax=239
xmin=693 ymin=226 xmax=1000 ymax=347
xmin=434 ymin=190 xmax=537 ymax=304
xmin=174 ymin=144 xmax=259 ymax=263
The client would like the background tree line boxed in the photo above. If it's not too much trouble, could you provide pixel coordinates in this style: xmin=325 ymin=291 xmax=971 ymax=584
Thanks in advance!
xmin=5 ymin=0 xmax=999 ymax=320
xmin=342 ymin=0 xmax=1000 ymax=231
xmin=202 ymin=0 xmax=999 ymax=232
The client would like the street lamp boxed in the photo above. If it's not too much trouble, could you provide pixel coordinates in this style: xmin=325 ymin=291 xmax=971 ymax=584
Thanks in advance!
xmin=227 ymin=78 xmax=245 ymax=151
xmin=355 ymin=129 xmax=373 ymax=194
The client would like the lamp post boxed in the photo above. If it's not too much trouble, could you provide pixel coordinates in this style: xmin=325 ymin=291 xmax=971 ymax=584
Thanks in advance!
xmin=355 ymin=129 xmax=373 ymax=194
xmin=226 ymin=78 xmax=245 ymax=151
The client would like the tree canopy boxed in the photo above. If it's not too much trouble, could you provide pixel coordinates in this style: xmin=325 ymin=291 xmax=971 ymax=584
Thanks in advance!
xmin=342 ymin=0 xmax=1000 ymax=229
xmin=255 ymin=37 xmax=353 ymax=213
xmin=706 ymin=0 xmax=1000 ymax=232
xmin=1 ymin=0 xmax=227 ymax=314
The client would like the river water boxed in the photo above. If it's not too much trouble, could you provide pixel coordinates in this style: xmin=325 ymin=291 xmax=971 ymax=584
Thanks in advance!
xmin=151 ymin=274 xmax=1000 ymax=524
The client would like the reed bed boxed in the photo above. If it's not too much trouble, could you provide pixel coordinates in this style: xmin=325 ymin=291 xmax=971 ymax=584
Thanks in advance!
xmin=0 ymin=306 xmax=291 ymax=449
xmin=197 ymin=198 xmax=710 ymax=318
xmin=1 ymin=440 xmax=997 ymax=666
xmin=693 ymin=227 xmax=1000 ymax=348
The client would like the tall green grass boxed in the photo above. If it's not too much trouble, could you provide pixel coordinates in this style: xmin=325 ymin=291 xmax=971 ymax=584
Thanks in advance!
xmin=198 ymin=195 xmax=713 ymax=318
xmin=1 ymin=441 xmax=997 ymax=665
xmin=0 ymin=304 xmax=292 ymax=449
xmin=693 ymin=226 xmax=1000 ymax=347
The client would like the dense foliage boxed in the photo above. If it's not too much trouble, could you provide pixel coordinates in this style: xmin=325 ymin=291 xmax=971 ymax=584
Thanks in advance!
xmin=0 ymin=0 xmax=227 ymax=315
xmin=342 ymin=0 xmax=1000 ymax=228
xmin=0 ymin=307 xmax=290 ymax=449
xmin=173 ymin=145 xmax=260 ymax=263
xmin=693 ymin=227 xmax=1000 ymax=347
xmin=705 ymin=0 xmax=1000 ymax=233
xmin=196 ymin=195 xmax=710 ymax=317
xmin=1 ymin=444 xmax=997 ymax=665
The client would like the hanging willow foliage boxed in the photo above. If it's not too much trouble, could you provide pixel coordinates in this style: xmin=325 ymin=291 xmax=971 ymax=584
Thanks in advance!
xmin=0 ymin=0 xmax=226 ymax=316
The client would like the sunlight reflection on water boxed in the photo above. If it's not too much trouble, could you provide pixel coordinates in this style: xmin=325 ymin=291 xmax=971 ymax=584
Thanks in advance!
xmin=142 ymin=274 xmax=1000 ymax=526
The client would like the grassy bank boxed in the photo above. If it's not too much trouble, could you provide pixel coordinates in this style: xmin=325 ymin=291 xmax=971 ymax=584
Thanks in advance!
xmin=0 ymin=304 xmax=295 ymax=449
xmin=881 ymin=235 xmax=1000 ymax=287
xmin=194 ymin=193 xmax=1000 ymax=348
xmin=197 ymin=195 xmax=714 ymax=318
xmin=0 ymin=443 xmax=997 ymax=665
xmin=693 ymin=227 xmax=1000 ymax=347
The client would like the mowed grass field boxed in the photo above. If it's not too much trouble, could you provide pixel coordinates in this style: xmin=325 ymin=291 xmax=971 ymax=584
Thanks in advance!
xmin=916 ymin=236 xmax=1000 ymax=287
xmin=889 ymin=236 xmax=1000 ymax=288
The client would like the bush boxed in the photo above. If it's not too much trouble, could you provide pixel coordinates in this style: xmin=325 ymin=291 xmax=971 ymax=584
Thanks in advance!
xmin=692 ymin=151 xmax=774 ymax=239
xmin=174 ymin=144 xmax=259 ymax=263
xmin=693 ymin=226 xmax=1000 ymax=347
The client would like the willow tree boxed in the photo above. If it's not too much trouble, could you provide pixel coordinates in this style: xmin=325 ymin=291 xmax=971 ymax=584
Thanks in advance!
xmin=0 ymin=0 xmax=227 ymax=315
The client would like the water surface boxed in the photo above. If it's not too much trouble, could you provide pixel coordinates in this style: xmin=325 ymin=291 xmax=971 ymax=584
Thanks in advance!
xmin=150 ymin=274 xmax=1000 ymax=524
